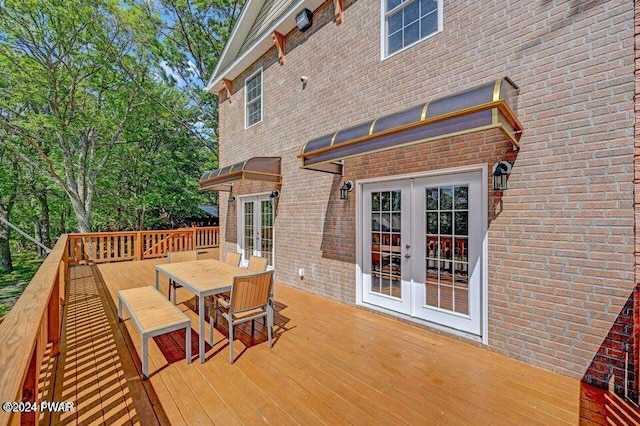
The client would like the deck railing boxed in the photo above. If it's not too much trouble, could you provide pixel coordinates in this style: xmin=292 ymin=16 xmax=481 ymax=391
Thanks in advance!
xmin=0 ymin=234 xmax=67 ymax=425
xmin=0 ymin=226 xmax=219 ymax=425
xmin=67 ymin=226 xmax=219 ymax=265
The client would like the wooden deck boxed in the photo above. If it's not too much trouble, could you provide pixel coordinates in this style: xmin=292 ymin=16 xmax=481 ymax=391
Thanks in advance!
xmin=46 ymin=256 xmax=580 ymax=425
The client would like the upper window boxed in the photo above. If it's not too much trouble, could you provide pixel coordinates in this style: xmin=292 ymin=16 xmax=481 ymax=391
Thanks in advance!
xmin=245 ymin=68 xmax=262 ymax=128
xmin=383 ymin=0 xmax=441 ymax=57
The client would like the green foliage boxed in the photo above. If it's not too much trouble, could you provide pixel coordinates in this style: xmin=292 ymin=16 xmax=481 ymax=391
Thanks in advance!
xmin=0 ymin=0 xmax=164 ymax=231
xmin=92 ymin=96 xmax=217 ymax=230
xmin=139 ymin=0 xmax=244 ymax=156
xmin=0 ymin=242 xmax=44 ymax=317
xmin=0 ymin=0 xmax=238 ymax=309
xmin=0 ymin=0 xmax=235 ymax=231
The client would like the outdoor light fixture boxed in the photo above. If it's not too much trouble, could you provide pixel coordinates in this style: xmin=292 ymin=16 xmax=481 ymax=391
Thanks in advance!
xmin=295 ymin=8 xmax=313 ymax=32
xmin=269 ymin=190 xmax=280 ymax=199
xmin=339 ymin=181 xmax=353 ymax=200
xmin=492 ymin=161 xmax=513 ymax=191
xmin=228 ymin=195 xmax=236 ymax=203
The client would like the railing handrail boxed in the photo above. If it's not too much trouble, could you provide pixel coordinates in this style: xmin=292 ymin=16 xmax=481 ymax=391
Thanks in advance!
xmin=67 ymin=231 xmax=139 ymax=237
xmin=66 ymin=226 xmax=218 ymax=238
xmin=67 ymin=226 xmax=219 ymax=265
xmin=0 ymin=234 xmax=68 ymax=425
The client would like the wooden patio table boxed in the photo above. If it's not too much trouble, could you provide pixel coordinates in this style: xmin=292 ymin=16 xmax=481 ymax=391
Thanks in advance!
xmin=155 ymin=259 xmax=255 ymax=363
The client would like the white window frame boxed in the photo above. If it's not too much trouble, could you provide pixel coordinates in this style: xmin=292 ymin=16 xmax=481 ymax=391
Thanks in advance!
xmin=244 ymin=67 xmax=263 ymax=129
xmin=380 ymin=0 xmax=443 ymax=60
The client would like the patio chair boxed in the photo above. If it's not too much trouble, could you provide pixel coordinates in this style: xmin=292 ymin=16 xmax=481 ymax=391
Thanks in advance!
xmin=208 ymin=252 xmax=242 ymax=311
xmin=211 ymin=254 xmax=270 ymax=321
xmin=247 ymin=255 xmax=268 ymax=272
xmin=224 ymin=252 xmax=241 ymax=267
xmin=210 ymin=270 xmax=274 ymax=363
xmin=167 ymin=250 xmax=198 ymax=303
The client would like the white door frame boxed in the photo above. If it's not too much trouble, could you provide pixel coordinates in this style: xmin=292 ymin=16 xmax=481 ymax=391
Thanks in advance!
xmin=355 ymin=164 xmax=488 ymax=343
xmin=236 ymin=192 xmax=275 ymax=270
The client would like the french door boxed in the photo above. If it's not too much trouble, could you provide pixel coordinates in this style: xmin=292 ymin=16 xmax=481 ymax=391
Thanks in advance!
xmin=240 ymin=195 xmax=274 ymax=268
xmin=362 ymin=170 xmax=485 ymax=336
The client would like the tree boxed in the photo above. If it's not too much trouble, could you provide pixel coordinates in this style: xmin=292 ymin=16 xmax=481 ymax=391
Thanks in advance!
xmin=25 ymin=164 xmax=52 ymax=256
xmin=0 ymin=0 xmax=236 ymax=237
xmin=92 ymin=85 xmax=214 ymax=231
xmin=139 ymin=0 xmax=244 ymax=157
xmin=0 ymin=0 xmax=157 ymax=232
xmin=0 ymin=146 xmax=19 ymax=272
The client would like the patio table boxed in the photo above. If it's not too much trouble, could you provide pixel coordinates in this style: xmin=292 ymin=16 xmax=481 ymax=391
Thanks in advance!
xmin=155 ymin=258 xmax=255 ymax=363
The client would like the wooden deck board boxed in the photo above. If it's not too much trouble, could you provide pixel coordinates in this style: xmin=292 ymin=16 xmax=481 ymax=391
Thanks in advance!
xmin=43 ymin=265 xmax=161 ymax=426
xmin=49 ymin=259 xmax=580 ymax=425
xmin=275 ymin=286 xmax=578 ymax=424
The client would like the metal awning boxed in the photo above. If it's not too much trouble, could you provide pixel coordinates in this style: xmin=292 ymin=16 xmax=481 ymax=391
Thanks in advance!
xmin=299 ymin=77 xmax=523 ymax=174
xmin=199 ymin=157 xmax=281 ymax=191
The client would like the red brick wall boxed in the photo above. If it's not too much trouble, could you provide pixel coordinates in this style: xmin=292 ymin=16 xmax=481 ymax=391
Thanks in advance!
xmin=216 ymin=0 xmax=636 ymax=379
xmin=635 ymin=0 xmax=640 ymax=395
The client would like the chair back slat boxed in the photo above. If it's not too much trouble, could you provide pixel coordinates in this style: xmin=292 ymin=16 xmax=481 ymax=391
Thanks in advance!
xmin=225 ymin=252 xmax=241 ymax=267
xmin=247 ymin=255 xmax=268 ymax=272
xmin=168 ymin=250 xmax=198 ymax=264
xmin=230 ymin=271 xmax=273 ymax=313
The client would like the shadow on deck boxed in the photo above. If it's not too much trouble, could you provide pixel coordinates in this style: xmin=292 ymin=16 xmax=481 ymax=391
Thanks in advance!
xmin=43 ymin=259 xmax=581 ymax=425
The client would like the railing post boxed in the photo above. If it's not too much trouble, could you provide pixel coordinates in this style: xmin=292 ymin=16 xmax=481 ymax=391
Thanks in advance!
xmin=21 ymin=349 xmax=37 ymax=425
xmin=60 ymin=247 xmax=67 ymax=305
xmin=135 ymin=231 xmax=142 ymax=260
xmin=75 ymin=239 xmax=82 ymax=264
xmin=192 ymin=227 xmax=197 ymax=250
xmin=47 ymin=276 xmax=60 ymax=357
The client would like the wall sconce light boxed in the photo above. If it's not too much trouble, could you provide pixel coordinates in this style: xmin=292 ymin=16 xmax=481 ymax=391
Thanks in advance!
xmin=295 ymin=8 xmax=313 ymax=32
xmin=228 ymin=195 xmax=236 ymax=203
xmin=339 ymin=181 xmax=353 ymax=200
xmin=492 ymin=161 xmax=513 ymax=191
xmin=269 ymin=190 xmax=280 ymax=199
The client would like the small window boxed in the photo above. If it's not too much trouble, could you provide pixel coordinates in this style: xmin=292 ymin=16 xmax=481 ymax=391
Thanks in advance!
xmin=245 ymin=68 xmax=262 ymax=128
xmin=383 ymin=0 xmax=441 ymax=57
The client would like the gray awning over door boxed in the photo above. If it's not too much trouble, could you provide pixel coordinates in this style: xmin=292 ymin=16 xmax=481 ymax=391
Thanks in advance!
xmin=199 ymin=157 xmax=281 ymax=191
xmin=299 ymin=78 xmax=522 ymax=174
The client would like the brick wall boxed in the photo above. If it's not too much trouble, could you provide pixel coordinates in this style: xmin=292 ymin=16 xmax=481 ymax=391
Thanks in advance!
xmin=216 ymin=0 xmax=636 ymax=379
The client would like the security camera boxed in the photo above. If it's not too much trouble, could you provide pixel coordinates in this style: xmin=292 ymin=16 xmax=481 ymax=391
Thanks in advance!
xmin=300 ymin=76 xmax=308 ymax=83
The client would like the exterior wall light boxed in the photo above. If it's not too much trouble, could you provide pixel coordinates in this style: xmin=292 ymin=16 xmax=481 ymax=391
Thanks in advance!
xmin=269 ymin=190 xmax=280 ymax=199
xmin=295 ymin=9 xmax=313 ymax=32
xmin=492 ymin=161 xmax=513 ymax=191
xmin=228 ymin=195 xmax=236 ymax=203
xmin=340 ymin=181 xmax=353 ymax=200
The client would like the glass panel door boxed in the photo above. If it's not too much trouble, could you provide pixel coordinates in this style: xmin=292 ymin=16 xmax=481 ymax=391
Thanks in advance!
xmin=423 ymin=185 xmax=469 ymax=314
xmin=412 ymin=171 xmax=483 ymax=335
xmin=240 ymin=195 xmax=274 ymax=267
xmin=242 ymin=199 xmax=255 ymax=262
xmin=361 ymin=170 xmax=484 ymax=337
xmin=362 ymin=181 xmax=411 ymax=314
xmin=260 ymin=198 xmax=274 ymax=267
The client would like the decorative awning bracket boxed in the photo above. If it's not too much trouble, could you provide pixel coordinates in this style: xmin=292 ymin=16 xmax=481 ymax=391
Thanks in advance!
xmin=334 ymin=0 xmax=344 ymax=25
xmin=272 ymin=31 xmax=286 ymax=65
xmin=222 ymin=78 xmax=233 ymax=103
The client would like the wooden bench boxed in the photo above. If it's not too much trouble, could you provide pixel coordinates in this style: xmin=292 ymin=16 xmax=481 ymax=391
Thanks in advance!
xmin=117 ymin=286 xmax=192 ymax=379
